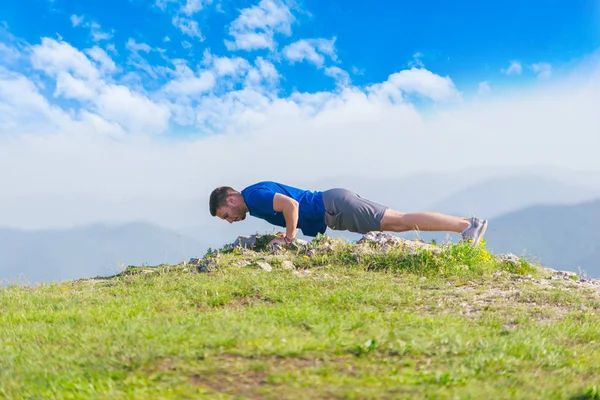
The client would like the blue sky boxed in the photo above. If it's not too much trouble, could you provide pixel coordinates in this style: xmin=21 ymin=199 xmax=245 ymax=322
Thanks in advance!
xmin=2 ymin=0 xmax=598 ymax=97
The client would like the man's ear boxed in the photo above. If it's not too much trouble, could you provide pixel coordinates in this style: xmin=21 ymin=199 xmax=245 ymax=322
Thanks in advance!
xmin=226 ymin=194 xmax=237 ymax=206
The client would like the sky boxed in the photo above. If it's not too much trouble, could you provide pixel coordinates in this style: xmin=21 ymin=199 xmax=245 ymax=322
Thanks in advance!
xmin=0 ymin=0 xmax=600 ymax=229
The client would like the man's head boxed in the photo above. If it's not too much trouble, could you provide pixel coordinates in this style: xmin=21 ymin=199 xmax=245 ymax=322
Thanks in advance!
xmin=209 ymin=186 xmax=248 ymax=224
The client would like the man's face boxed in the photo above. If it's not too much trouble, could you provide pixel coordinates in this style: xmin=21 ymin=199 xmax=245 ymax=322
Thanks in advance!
xmin=216 ymin=196 xmax=246 ymax=224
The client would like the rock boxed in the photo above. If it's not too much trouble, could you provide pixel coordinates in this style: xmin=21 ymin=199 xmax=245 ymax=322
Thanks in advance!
xmin=497 ymin=253 xmax=520 ymax=265
xmin=315 ymin=244 xmax=335 ymax=253
xmin=230 ymin=233 xmax=310 ymax=252
xmin=293 ymin=270 xmax=312 ymax=277
xmin=267 ymin=243 xmax=285 ymax=252
xmin=293 ymin=238 xmax=310 ymax=247
xmin=141 ymin=269 xmax=156 ymax=274
xmin=231 ymin=235 xmax=258 ymax=249
xmin=234 ymin=260 xmax=252 ymax=268
xmin=198 ymin=257 xmax=218 ymax=273
xmin=256 ymin=262 xmax=272 ymax=271
xmin=188 ymin=258 xmax=200 ymax=265
xmin=357 ymin=232 xmax=441 ymax=254
xmin=281 ymin=260 xmax=295 ymax=270
xmin=557 ymin=270 xmax=578 ymax=279
xmin=578 ymin=305 xmax=588 ymax=311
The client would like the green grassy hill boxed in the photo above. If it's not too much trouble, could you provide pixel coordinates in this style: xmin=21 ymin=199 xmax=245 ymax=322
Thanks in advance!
xmin=1 ymin=233 xmax=599 ymax=399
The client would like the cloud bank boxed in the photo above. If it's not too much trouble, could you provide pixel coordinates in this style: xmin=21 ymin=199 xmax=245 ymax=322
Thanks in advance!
xmin=0 ymin=2 xmax=599 ymax=231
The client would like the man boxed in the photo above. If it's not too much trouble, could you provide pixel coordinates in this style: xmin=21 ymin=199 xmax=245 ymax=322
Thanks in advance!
xmin=209 ymin=181 xmax=488 ymax=248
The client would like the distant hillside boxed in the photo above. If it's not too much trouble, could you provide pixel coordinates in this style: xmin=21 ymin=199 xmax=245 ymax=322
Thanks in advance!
xmin=484 ymin=199 xmax=600 ymax=277
xmin=0 ymin=222 xmax=205 ymax=285
xmin=430 ymin=175 xmax=598 ymax=219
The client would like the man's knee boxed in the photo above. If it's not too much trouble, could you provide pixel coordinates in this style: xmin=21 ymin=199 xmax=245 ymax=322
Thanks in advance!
xmin=379 ymin=209 xmax=408 ymax=231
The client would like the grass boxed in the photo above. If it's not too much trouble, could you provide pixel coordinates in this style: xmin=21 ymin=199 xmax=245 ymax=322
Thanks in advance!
xmin=1 ymin=234 xmax=599 ymax=399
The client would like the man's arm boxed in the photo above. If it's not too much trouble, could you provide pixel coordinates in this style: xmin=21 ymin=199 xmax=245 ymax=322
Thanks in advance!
xmin=273 ymin=193 xmax=299 ymax=241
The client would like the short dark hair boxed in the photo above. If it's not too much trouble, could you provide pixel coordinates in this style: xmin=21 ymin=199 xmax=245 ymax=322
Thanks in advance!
xmin=209 ymin=186 xmax=239 ymax=216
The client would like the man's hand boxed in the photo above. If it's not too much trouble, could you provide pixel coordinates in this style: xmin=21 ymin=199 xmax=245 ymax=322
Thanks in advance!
xmin=267 ymin=236 xmax=294 ymax=248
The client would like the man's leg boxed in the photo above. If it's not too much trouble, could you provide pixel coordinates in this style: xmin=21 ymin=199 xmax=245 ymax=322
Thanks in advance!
xmin=379 ymin=209 xmax=470 ymax=233
xmin=379 ymin=209 xmax=488 ymax=247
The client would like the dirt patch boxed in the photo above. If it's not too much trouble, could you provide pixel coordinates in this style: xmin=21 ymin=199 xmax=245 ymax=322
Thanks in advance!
xmin=193 ymin=292 xmax=280 ymax=311
xmin=415 ymin=280 xmax=588 ymax=322
xmin=189 ymin=369 xmax=269 ymax=398
xmin=223 ymin=292 xmax=279 ymax=310
xmin=182 ymin=354 xmax=351 ymax=399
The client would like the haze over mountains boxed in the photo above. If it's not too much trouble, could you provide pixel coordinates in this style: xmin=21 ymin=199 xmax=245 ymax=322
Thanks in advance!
xmin=483 ymin=199 xmax=600 ymax=278
xmin=0 ymin=223 xmax=202 ymax=285
xmin=1 ymin=166 xmax=600 ymax=284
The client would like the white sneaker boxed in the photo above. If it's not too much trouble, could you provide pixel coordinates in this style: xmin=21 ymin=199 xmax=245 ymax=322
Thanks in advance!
xmin=461 ymin=217 xmax=488 ymax=248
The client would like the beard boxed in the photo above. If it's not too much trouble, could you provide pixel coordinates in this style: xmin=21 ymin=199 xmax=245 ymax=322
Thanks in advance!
xmin=234 ymin=206 xmax=246 ymax=221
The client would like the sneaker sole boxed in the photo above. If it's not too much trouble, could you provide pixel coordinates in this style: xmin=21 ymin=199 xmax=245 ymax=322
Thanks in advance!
xmin=470 ymin=220 xmax=488 ymax=248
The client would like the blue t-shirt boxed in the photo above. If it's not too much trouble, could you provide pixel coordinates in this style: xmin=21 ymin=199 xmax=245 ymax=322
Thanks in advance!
xmin=241 ymin=181 xmax=326 ymax=237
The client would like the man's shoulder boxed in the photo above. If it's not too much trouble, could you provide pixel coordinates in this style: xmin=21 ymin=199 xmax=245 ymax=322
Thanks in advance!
xmin=242 ymin=181 xmax=285 ymax=193
xmin=241 ymin=182 xmax=281 ymax=215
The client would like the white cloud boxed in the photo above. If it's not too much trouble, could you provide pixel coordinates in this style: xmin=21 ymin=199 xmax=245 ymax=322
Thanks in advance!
xmin=89 ymin=22 xmax=113 ymax=42
xmin=0 ymin=42 xmax=20 ymax=64
xmin=211 ymin=55 xmax=250 ymax=78
xmin=352 ymin=66 xmax=365 ymax=75
xmin=478 ymin=81 xmax=492 ymax=96
xmin=70 ymin=15 xmax=84 ymax=27
xmin=172 ymin=16 xmax=204 ymax=40
xmin=162 ymin=69 xmax=216 ymax=96
xmin=242 ymin=57 xmax=279 ymax=89
xmin=368 ymin=68 xmax=460 ymax=103
xmin=125 ymin=39 xmax=161 ymax=79
xmin=502 ymin=60 xmax=522 ymax=75
xmin=155 ymin=0 xmax=174 ymax=11
xmin=70 ymin=15 xmax=113 ymax=42
xmin=126 ymin=38 xmax=152 ymax=53
xmin=156 ymin=0 xmax=210 ymax=14
xmin=255 ymin=57 xmax=278 ymax=84
xmin=225 ymin=0 xmax=294 ymax=51
xmin=181 ymin=0 xmax=211 ymax=15
xmin=282 ymin=38 xmax=337 ymax=67
xmin=85 ymin=46 xmax=116 ymax=73
xmin=156 ymin=0 xmax=212 ymax=37
xmin=409 ymin=52 xmax=425 ymax=68
xmin=94 ymin=84 xmax=171 ymax=134
xmin=324 ymin=66 xmax=350 ymax=87
xmin=0 ymin=69 xmax=73 ymax=133
xmin=54 ymin=71 xmax=98 ymax=100
xmin=225 ymin=32 xmax=272 ymax=52
xmin=31 ymin=38 xmax=100 ymax=80
xmin=28 ymin=37 xmax=170 ymax=135
xmin=531 ymin=62 xmax=552 ymax=79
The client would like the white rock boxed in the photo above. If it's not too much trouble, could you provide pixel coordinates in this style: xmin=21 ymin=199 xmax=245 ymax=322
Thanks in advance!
xmin=256 ymin=262 xmax=272 ymax=271
xmin=281 ymin=261 xmax=295 ymax=270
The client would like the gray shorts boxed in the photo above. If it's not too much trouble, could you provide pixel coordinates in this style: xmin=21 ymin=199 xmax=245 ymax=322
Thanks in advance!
xmin=322 ymin=188 xmax=388 ymax=234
